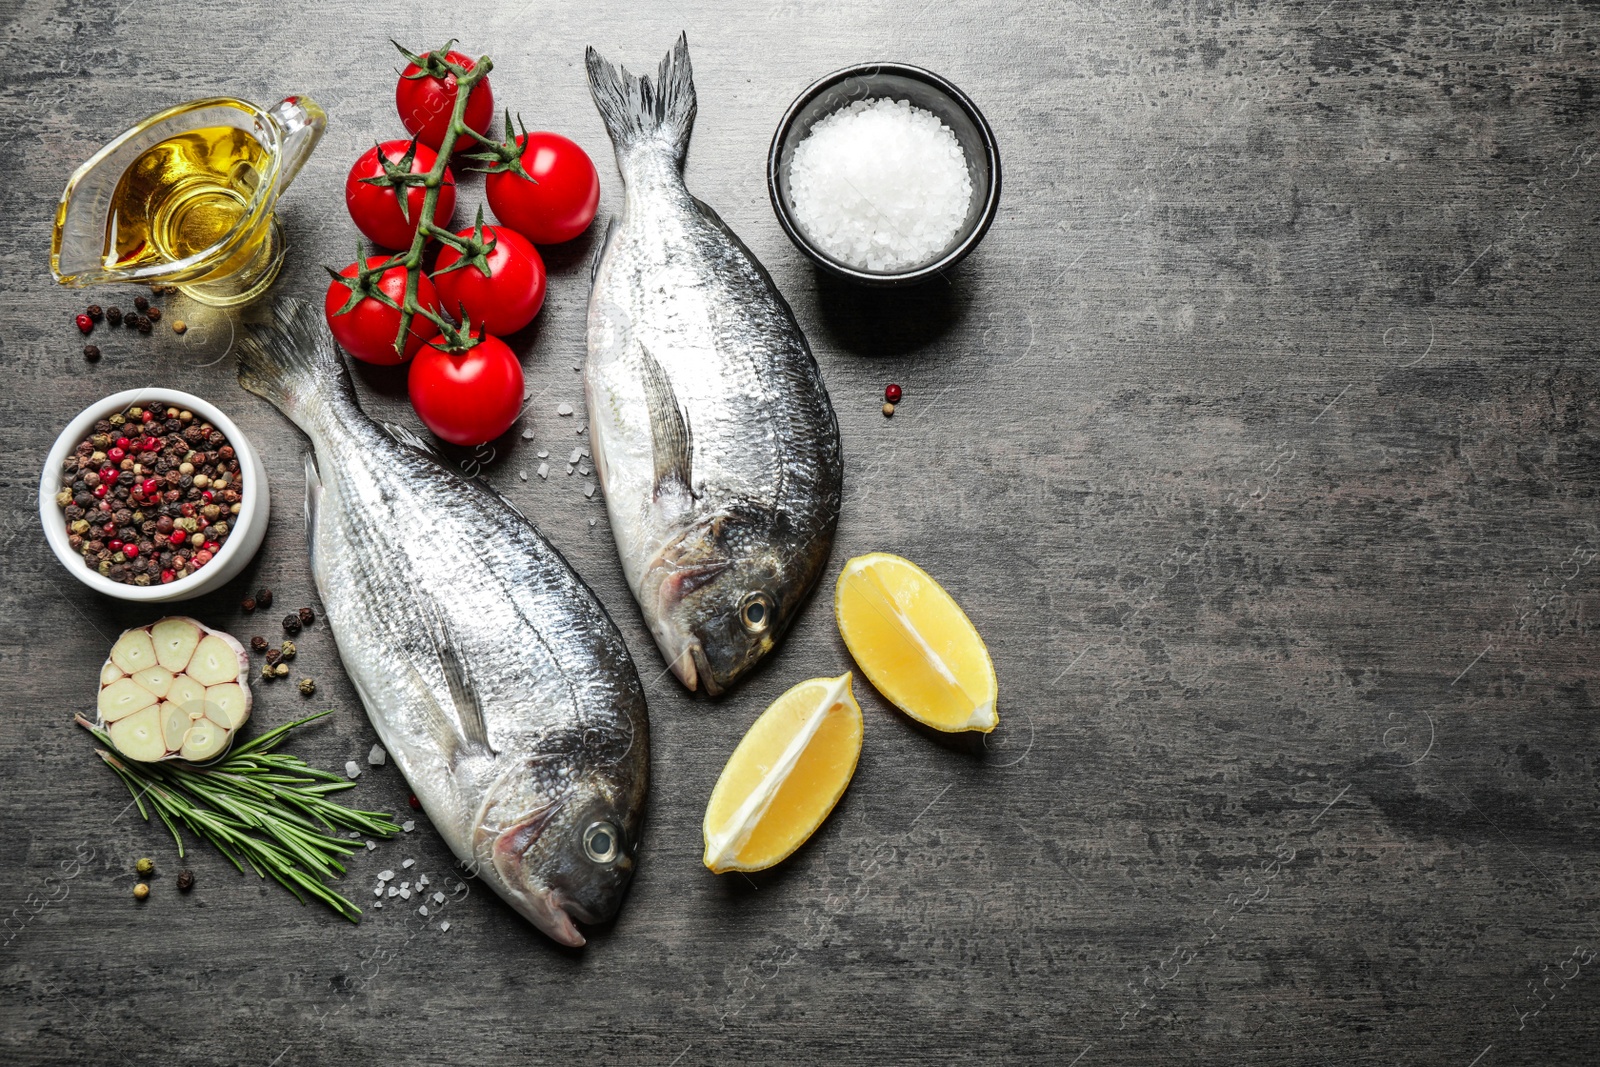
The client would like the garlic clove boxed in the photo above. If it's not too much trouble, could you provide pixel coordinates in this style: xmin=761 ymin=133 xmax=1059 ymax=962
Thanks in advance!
xmin=151 ymin=617 xmax=203 ymax=673
xmin=179 ymin=718 xmax=229 ymax=762
xmin=130 ymin=666 xmax=174 ymax=699
xmin=99 ymin=677 xmax=158 ymax=723
xmin=187 ymin=634 xmax=246 ymax=687
xmin=159 ymin=701 xmax=190 ymax=751
xmin=100 ymin=661 xmax=125 ymax=685
xmin=204 ymin=683 xmax=250 ymax=730
xmin=109 ymin=705 xmax=167 ymax=762
xmin=110 ymin=628 xmax=158 ymax=674
xmin=166 ymin=674 xmax=205 ymax=716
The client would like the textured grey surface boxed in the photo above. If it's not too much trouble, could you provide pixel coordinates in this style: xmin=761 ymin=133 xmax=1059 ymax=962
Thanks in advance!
xmin=3 ymin=1 xmax=1599 ymax=1064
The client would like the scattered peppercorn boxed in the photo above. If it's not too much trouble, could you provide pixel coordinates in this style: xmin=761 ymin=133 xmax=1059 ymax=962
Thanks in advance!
xmin=279 ymin=640 xmax=297 ymax=660
xmin=257 ymin=588 xmax=273 ymax=609
xmin=297 ymin=606 xmax=315 ymax=626
xmin=133 ymin=883 xmax=150 ymax=901
xmin=298 ymin=678 xmax=316 ymax=696
xmin=176 ymin=870 xmax=194 ymax=892
xmin=146 ymin=307 xmax=162 ymax=323
xmin=83 ymin=344 xmax=101 ymax=362
xmin=885 ymin=383 xmax=902 ymax=403
xmin=261 ymin=664 xmax=276 ymax=681
xmin=250 ymin=635 xmax=268 ymax=653
xmin=273 ymin=662 xmax=290 ymax=678
xmin=172 ymin=320 xmax=187 ymax=335
xmin=882 ymin=402 xmax=896 ymax=417
xmin=76 ymin=313 xmax=93 ymax=335
xmin=282 ymin=613 xmax=302 ymax=634
xmin=265 ymin=647 xmax=281 ymax=665
xmin=241 ymin=596 xmax=257 ymax=613
xmin=86 ymin=304 xmax=104 ymax=322
xmin=106 ymin=306 xmax=123 ymax=326
xmin=135 ymin=857 xmax=154 ymax=875
xmin=53 ymin=400 xmax=244 ymax=586
xmin=135 ymin=316 xmax=152 ymax=334
xmin=408 ymin=794 xmax=421 ymax=810
xmin=133 ymin=295 xmax=149 ymax=312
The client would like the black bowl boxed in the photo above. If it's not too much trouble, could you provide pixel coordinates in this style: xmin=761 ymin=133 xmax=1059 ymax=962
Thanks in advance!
xmin=767 ymin=62 xmax=1001 ymax=287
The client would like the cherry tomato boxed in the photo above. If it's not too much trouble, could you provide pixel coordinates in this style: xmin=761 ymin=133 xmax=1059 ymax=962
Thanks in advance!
xmin=485 ymin=132 xmax=600 ymax=245
xmin=345 ymin=140 xmax=456 ymax=250
xmin=324 ymin=257 xmax=444 ymax=365
xmin=408 ymin=334 xmax=525 ymax=446
xmin=396 ymin=49 xmax=494 ymax=151
xmin=432 ymin=226 xmax=547 ymax=336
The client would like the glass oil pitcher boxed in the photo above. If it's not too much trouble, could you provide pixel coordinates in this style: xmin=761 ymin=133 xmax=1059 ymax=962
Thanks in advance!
xmin=51 ymin=95 xmax=325 ymax=307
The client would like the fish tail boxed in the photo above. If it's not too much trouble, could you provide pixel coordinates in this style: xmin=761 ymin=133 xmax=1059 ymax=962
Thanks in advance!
xmin=585 ymin=32 xmax=696 ymax=169
xmin=237 ymin=297 xmax=353 ymax=432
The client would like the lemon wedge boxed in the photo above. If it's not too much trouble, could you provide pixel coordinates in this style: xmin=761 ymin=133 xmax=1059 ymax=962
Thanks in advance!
xmin=834 ymin=552 xmax=997 ymax=732
xmin=702 ymin=673 xmax=863 ymax=874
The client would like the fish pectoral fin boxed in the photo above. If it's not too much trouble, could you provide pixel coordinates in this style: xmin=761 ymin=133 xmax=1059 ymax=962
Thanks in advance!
xmin=637 ymin=344 xmax=695 ymax=500
xmin=591 ymin=215 xmax=617 ymax=284
xmin=403 ymin=609 xmax=496 ymax=768
xmin=303 ymin=452 xmax=323 ymax=580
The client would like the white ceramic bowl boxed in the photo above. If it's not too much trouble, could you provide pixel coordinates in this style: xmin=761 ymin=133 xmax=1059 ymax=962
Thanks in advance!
xmin=40 ymin=388 xmax=269 ymax=602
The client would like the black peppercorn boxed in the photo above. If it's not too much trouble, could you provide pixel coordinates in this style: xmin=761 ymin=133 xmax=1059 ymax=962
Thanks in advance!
xmin=281 ymin=613 xmax=302 ymax=635
xmin=136 ymin=316 xmax=152 ymax=334
xmin=106 ymin=307 xmax=123 ymax=326
xmin=297 ymin=606 xmax=315 ymax=626
xmin=133 ymin=295 xmax=149 ymax=312
xmin=242 ymin=595 xmax=256 ymax=613
xmin=84 ymin=344 xmax=101 ymax=362
xmin=147 ymin=307 xmax=162 ymax=322
xmin=250 ymin=635 xmax=268 ymax=653
xmin=265 ymin=647 xmax=281 ymax=665
xmin=86 ymin=304 xmax=104 ymax=322
xmin=176 ymin=869 xmax=194 ymax=892
xmin=257 ymin=588 xmax=273 ymax=609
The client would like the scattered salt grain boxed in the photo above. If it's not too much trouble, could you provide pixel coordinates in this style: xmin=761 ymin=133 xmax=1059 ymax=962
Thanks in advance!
xmin=365 ymin=840 xmax=375 ymax=851
xmin=439 ymin=921 xmax=451 ymax=932
xmin=344 ymin=761 xmax=360 ymax=779
xmin=583 ymin=482 xmax=596 ymax=498
xmin=387 ymin=886 xmax=398 ymax=897
xmin=402 ymin=820 xmax=415 ymax=833
xmin=402 ymin=858 xmax=414 ymax=868
xmin=568 ymin=447 xmax=582 ymax=464
xmin=419 ymin=905 xmax=429 ymax=917
xmin=556 ymin=402 xmax=574 ymax=416
xmin=589 ymin=518 xmax=597 ymax=527
xmin=521 ymin=428 xmax=536 ymax=440
xmin=374 ymin=900 xmax=383 ymax=909
xmin=518 ymin=470 xmax=528 ymax=482
xmin=417 ymin=874 xmax=429 ymax=887
xmin=378 ymin=869 xmax=394 ymax=881
xmin=566 ymin=465 xmax=575 ymax=476
xmin=788 ymin=97 xmax=974 ymax=272
xmin=374 ymin=886 xmax=383 ymax=898
xmin=368 ymin=744 xmax=387 ymax=766
xmin=537 ymin=449 xmax=548 ymax=459
xmin=400 ymin=881 xmax=410 ymax=891
xmin=348 ymin=831 xmax=361 ymax=839
xmin=433 ymin=891 xmax=445 ymax=904
xmin=537 ymin=463 xmax=549 ymax=479
xmin=399 ymin=888 xmax=411 ymax=900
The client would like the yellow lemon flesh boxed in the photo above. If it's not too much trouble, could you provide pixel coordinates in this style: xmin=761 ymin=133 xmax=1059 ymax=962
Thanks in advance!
xmin=703 ymin=673 xmax=863 ymax=874
xmin=834 ymin=552 xmax=998 ymax=732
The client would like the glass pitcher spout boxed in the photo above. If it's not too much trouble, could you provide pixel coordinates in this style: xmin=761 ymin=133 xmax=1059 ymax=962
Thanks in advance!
xmin=51 ymin=94 xmax=326 ymax=307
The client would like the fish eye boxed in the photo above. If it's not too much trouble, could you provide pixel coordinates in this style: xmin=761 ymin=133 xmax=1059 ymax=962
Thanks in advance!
xmin=739 ymin=593 xmax=772 ymax=634
xmin=582 ymin=821 xmax=621 ymax=864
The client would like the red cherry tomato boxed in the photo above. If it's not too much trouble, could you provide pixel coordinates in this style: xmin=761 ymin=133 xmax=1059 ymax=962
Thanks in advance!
xmin=345 ymin=140 xmax=456 ymax=249
xmin=432 ymin=226 xmax=547 ymax=336
xmin=485 ymin=132 xmax=600 ymax=245
xmin=396 ymin=49 xmax=494 ymax=151
xmin=324 ymin=257 xmax=444 ymax=365
xmin=408 ymin=335 xmax=525 ymax=446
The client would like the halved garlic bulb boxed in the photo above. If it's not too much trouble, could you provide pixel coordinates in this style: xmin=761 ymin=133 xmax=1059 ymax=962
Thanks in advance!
xmin=96 ymin=617 xmax=252 ymax=763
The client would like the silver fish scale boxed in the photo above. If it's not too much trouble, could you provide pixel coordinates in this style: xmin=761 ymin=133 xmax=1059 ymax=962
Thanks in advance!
xmin=301 ymin=404 xmax=647 ymax=873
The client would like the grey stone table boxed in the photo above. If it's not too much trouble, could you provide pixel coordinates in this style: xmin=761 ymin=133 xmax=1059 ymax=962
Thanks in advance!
xmin=3 ymin=2 xmax=1598 ymax=1064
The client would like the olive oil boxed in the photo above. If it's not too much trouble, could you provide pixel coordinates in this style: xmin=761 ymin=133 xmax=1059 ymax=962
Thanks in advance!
xmin=105 ymin=125 xmax=267 ymax=269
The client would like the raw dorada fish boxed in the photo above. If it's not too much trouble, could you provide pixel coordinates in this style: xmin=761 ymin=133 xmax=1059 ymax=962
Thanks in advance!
xmin=238 ymin=299 xmax=648 ymax=947
xmin=585 ymin=34 xmax=844 ymax=696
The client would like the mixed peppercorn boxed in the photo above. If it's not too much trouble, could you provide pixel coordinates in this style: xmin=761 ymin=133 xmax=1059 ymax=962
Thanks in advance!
xmin=54 ymin=402 xmax=243 ymax=586
xmin=73 ymin=288 xmax=186 ymax=359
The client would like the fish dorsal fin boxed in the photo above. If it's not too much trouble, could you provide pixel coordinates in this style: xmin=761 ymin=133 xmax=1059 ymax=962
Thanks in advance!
xmin=379 ymin=419 xmax=441 ymax=459
xmin=591 ymin=215 xmax=618 ymax=284
xmin=637 ymin=344 xmax=694 ymax=499
xmin=407 ymin=607 xmax=496 ymax=768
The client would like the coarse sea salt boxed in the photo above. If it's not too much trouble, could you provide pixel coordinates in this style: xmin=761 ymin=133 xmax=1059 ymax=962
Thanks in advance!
xmin=788 ymin=98 xmax=974 ymax=272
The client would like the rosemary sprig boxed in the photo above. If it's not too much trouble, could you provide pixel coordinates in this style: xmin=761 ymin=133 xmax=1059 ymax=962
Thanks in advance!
xmin=76 ymin=710 xmax=399 ymax=922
